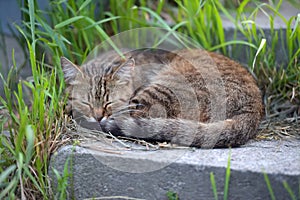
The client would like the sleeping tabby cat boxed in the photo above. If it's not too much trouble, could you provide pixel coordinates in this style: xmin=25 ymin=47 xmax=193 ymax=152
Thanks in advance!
xmin=61 ymin=48 xmax=263 ymax=148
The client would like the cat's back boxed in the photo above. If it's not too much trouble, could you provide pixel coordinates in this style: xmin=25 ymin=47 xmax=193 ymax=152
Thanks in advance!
xmin=171 ymin=49 xmax=260 ymax=95
xmin=154 ymin=48 xmax=263 ymax=120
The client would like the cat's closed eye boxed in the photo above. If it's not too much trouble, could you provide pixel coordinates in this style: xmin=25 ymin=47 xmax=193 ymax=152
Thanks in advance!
xmin=103 ymin=102 xmax=112 ymax=109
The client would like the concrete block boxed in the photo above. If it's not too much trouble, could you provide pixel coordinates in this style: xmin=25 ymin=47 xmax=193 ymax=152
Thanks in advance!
xmin=49 ymin=139 xmax=300 ymax=199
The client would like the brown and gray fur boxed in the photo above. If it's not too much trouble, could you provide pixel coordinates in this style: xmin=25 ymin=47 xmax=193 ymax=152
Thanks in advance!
xmin=61 ymin=48 xmax=263 ymax=148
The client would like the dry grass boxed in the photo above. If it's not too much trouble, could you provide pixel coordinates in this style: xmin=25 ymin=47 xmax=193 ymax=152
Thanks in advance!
xmin=258 ymin=116 xmax=300 ymax=140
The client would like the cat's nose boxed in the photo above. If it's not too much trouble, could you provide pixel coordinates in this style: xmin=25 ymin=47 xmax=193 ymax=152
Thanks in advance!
xmin=94 ymin=108 xmax=104 ymax=122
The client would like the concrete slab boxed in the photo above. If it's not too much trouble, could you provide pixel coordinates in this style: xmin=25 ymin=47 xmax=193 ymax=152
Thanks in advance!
xmin=221 ymin=1 xmax=299 ymax=29
xmin=49 ymin=139 xmax=300 ymax=199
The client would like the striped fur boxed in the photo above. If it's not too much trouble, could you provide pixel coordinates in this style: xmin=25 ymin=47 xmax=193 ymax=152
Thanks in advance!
xmin=61 ymin=49 xmax=263 ymax=148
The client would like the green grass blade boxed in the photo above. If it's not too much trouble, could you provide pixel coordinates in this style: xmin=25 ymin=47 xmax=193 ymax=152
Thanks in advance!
xmin=156 ymin=0 xmax=165 ymax=15
xmin=290 ymin=14 xmax=300 ymax=38
xmin=83 ymin=16 xmax=121 ymax=30
xmin=25 ymin=125 xmax=35 ymax=164
xmin=78 ymin=0 xmax=93 ymax=13
xmin=252 ymin=38 xmax=266 ymax=71
xmin=257 ymin=3 xmax=288 ymax=24
xmin=288 ymin=48 xmax=300 ymax=68
xmin=0 ymin=165 xmax=16 ymax=184
xmin=210 ymin=1 xmax=226 ymax=53
xmin=0 ymin=176 xmax=18 ymax=199
xmin=214 ymin=0 xmax=236 ymax=24
xmin=283 ymin=181 xmax=297 ymax=200
xmin=263 ymin=173 xmax=276 ymax=200
xmin=28 ymin=0 xmax=36 ymax=52
xmin=1 ymin=135 xmax=16 ymax=156
xmin=224 ymin=150 xmax=231 ymax=200
xmin=54 ymin=16 xmax=85 ymax=29
xmin=210 ymin=172 xmax=218 ymax=200
xmin=139 ymin=6 xmax=171 ymax=29
xmin=14 ymin=25 xmax=37 ymax=82
xmin=152 ymin=21 xmax=189 ymax=48
xmin=209 ymin=40 xmax=257 ymax=52
xmin=83 ymin=16 xmax=123 ymax=57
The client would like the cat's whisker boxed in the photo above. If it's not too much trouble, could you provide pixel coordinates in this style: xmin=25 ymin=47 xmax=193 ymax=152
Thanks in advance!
xmin=116 ymin=104 xmax=143 ymax=112
xmin=108 ymin=102 xmax=138 ymax=110
xmin=110 ymin=109 xmax=144 ymax=117
xmin=108 ymin=104 xmax=143 ymax=115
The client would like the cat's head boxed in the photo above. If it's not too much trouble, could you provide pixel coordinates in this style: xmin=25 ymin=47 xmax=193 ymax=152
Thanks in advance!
xmin=61 ymin=53 xmax=135 ymax=123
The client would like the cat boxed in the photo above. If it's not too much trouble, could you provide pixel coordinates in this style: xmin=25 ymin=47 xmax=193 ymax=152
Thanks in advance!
xmin=61 ymin=48 xmax=263 ymax=148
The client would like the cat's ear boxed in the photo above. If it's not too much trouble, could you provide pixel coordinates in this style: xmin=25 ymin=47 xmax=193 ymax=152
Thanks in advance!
xmin=61 ymin=57 xmax=83 ymax=83
xmin=112 ymin=58 xmax=135 ymax=80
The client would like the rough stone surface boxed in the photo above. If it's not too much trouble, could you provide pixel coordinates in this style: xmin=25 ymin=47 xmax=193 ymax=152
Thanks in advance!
xmin=50 ymin=139 xmax=300 ymax=199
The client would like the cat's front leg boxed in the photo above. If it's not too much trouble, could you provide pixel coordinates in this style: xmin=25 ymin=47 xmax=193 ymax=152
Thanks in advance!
xmin=100 ymin=116 xmax=158 ymax=140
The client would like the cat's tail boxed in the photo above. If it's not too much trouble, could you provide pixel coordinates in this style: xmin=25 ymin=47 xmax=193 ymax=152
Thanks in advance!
xmin=101 ymin=113 xmax=261 ymax=148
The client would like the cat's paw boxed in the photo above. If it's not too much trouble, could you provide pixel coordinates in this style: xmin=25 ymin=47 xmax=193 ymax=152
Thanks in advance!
xmin=99 ymin=117 xmax=124 ymax=136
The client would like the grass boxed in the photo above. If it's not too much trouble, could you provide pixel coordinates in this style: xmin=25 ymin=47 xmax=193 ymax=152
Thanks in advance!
xmin=0 ymin=1 xmax=67 ymax=198
xmin=51 ymin=149 xmax=73 ymax=199
xmin=166 ymin=191 xmax=179 ymax=200
xmin=210 ymin=153 xmax=299 ymax=200
xmin=264 ymin=172 xmax=276 ymax=200
xmin=0 ymin=40 xmax=66 ymax=199
xmin=210 ymin=150 xmax=231 ymax=200
xmin=0 ymin=0 xmax=299 ymax=198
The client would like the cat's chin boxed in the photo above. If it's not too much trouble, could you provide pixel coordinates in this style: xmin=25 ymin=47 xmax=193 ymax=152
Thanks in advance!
xmin=72 ymin=115 xmax=102 ymax=130
xmin=75 ymin=120 xmax=102 ymax=130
